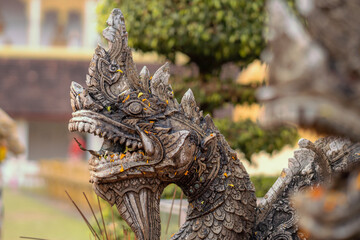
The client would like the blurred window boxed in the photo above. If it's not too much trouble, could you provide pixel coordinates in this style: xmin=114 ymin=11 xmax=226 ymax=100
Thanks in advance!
xmin=0 ymin=0 xmax=27 ymax=46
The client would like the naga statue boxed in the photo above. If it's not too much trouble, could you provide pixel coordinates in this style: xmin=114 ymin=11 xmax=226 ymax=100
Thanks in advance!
xmin=68 ymin=4 xmax=360 ymax=240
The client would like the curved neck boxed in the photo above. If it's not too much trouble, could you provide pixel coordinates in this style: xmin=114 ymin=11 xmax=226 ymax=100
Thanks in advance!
xmin=172 ymin=141 xmax=257 ymax=239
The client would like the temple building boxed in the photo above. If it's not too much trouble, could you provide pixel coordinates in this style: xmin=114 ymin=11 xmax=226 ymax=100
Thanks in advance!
xmin=0 ymin=0 xmax=177 ymax=163
xmin=0 ymin=0 xmax=100 ymax=161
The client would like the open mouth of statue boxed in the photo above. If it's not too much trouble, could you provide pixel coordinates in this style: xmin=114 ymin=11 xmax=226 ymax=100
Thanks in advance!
xmin=68 ymin=110 xmax=157 ymax=183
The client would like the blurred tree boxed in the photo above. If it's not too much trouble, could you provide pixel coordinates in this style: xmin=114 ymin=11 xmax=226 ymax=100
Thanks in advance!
xmin=97 ymin=0 xmax=298 ymax=162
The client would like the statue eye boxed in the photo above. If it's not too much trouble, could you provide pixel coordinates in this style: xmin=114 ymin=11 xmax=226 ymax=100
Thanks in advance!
xmin=128 ymin=102 xmax=143 ymax=115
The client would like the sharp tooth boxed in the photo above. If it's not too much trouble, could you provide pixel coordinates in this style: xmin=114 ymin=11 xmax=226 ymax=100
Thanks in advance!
xmin=132 ymin=141 xmax=138 ymax=149
xmin=68 ymin=124 xmax=73 ymax=132
xmin=84 ymin=124 xmax=90 ymax=132
xmin=103 ymin=132 xmax=108 ymax=137
xmin=75 ymin=122 xmax=79 ymax=130
xmin=126 ymin=139 xmax=132 ymax=147
xmin=96 ymin=129 xmax=101 ymax=136
xmin=89 ymin=125 xmax=95 ymax=133
xmin=120 ymin=137 xmax=126 ymax=144
xmin=138 ymin=142 xmax=143 ymax=149
xmin=78 ymin=122 xmax=85 ymax=132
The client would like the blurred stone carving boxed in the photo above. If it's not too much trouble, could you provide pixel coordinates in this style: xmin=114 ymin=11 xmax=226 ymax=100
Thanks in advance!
xmin=258 ymin=0 xmax=360 ymax=142
xmin=257 ymin=0 xmax=360 ymax=239
xmin=0 ymin=108 xmax=24 ymax=239
xmin=0 ymin=108 xmax=25 ymax=157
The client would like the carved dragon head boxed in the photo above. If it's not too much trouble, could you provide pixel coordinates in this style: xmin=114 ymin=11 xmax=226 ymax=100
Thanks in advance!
xmin=69 ymin=9 xmax=247 ymax=239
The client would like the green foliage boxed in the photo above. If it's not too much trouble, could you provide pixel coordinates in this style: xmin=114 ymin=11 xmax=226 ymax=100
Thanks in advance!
xmin=215 ymin=118 xmax=299 ymax=162
xmin=251 ymin=175 xmax=278 ymax=198
xmin=161 ymin=184 xmax=185 ymax=199
xmin=172 ymin=76 xmax=262 ymax=114
xmin=98 ymin=0 xmax=266 ymax=74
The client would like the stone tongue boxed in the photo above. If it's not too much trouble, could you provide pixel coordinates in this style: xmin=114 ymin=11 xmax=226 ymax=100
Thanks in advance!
xmin=116 ymin=188 xmax=161 ymax=240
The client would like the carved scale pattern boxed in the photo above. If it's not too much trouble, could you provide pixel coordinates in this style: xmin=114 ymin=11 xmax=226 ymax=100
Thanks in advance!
xmin=171 ymin=131 xmax=257 ymax=240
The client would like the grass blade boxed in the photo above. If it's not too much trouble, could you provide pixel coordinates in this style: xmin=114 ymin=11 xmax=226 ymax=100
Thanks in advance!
xmin=178 ymin=191 xmax=183 ymax=227
xmin=83 ymin=192 xmax=103 ymax=236
xmin=111 ymin=205 xmax=117 ymax=240
xmin=65 ymin=190 xmax=100 ymax=239
xmin=166 ymin=186 xmax=177 ymax=234
xmin=97 ymin=196 xmax=109 ymax=240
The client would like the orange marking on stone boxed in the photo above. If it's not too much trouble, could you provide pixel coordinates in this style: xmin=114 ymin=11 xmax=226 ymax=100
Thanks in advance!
xmin=323 ymin=194 xmax=339 ymax=212
xmin=309 ymin=186 xmax=324 ymax=200
xmin=297 ymin=228 xmax=311 ymax=239
xmin=122 ymin=95 xmax=130 ymax=103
